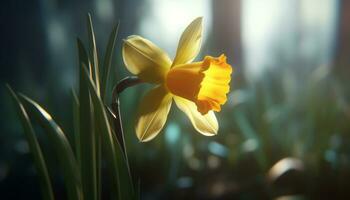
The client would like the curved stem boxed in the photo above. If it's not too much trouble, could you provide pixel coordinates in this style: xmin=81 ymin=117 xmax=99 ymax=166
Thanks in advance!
xmin=110 ymin=76 xmax=143 ymax=156
xmin=112 ymin=76 xmax=143 ymax=103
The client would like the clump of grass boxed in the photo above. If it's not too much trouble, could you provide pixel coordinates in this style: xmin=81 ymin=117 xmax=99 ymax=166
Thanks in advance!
xmin=7 ymin=14 xmax=136 ymax=200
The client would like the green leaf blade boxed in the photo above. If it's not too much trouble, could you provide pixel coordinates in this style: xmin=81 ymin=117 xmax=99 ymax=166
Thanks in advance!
xmin=19 ymin=94 xmax=83 ymax=200
xmin=72 ymin=90 xmax=81 ymax=167
xmin=7 ymin=85 xmax=55 ymax=200
xmin=101 ymin=22 xmax=120 ymax=101
xmin=83 ymin=67 xmax=135 ymax=200
xmin=77 ymin=39 xmax=98 ymax=200
xmin=87 ymin=13 xmax=100 ymax=95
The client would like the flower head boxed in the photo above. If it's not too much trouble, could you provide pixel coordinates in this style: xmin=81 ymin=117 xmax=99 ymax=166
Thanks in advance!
xmin=166 ymin=54 xmax=231 ymax=115
xmin=122 ymin=17 xmax=233 ymax=142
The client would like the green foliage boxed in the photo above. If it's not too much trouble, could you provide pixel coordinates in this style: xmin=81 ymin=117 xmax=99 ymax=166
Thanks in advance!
xmin=19 ymin=94 xmax=83 ymax=200
xmin=7 ymin=86 xmax=55 ymax=200
xmin=101 ymin=22 xmax=119 ymax=102
xmin=84 ymin=67 xmax=135 ymax=199
xmin=8 ymin=14 xmax=135 ymax=200
xmin=229 ymin=65 xmax=350 ymax=173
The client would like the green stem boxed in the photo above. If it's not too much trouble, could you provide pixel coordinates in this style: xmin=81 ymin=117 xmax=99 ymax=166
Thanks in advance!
xmin=111 ymin=76 xmax=142 ymax=154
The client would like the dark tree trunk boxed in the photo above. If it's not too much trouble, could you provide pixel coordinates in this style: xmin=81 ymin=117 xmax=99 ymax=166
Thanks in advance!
xmin=211 ymin=0 xmax=244 ymax=86
xmin=334 ymin=0 xmax=350 ymax=78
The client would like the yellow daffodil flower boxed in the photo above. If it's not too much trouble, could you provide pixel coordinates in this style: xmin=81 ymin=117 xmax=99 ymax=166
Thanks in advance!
xmin=122 ymin=17 xmax=233 ymax=142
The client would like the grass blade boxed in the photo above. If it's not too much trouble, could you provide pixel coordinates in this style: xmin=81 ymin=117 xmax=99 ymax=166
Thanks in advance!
xmin=101 ymin=22 xmax=120 ymax=101
xmin=77 ymin=39 xmax=98 ymax=200
xmin=111 ymin=129 xmax=135 ymax=198
xmin=72 ymin=90 xmax=81 ymax=166
xmin=87 ymin=13 xmax=100 ymax=95
xmin=77 ymin=38 xmax=92 ymax=78
xmin=19 ymin=94 xmax=83 ymax=200
xmin=83 ymin=67 xmax=135 ymax=200
xmin=234 ymin=111 xmax=267 ymax=170
xmin=7 ymin=85 xmax=55 ymax=200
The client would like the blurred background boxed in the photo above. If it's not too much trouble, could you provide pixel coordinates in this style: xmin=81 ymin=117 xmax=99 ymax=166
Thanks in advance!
xmin=1 ymin=0 xmax=350 ymax=199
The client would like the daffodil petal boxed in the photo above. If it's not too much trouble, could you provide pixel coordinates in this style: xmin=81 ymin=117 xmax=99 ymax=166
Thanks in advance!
xmin=136 ymin=86 xmax=172 ymax=142
xmin=122 ymin=35 xmax=171 ymax=83
xmin=174 ymin=96 xmax=218 ymax=136
xmin=172 ymin=17 xmax=203 ymax=67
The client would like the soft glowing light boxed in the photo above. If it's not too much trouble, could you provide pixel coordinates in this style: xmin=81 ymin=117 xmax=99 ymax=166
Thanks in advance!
xmin=242 ymin=0 xmax=338 ymax=80
xmin=268 ymin=157 xmax=304 ymax=182
xmin=176 ymin=177 xmax=193 ymax=188
xmin=139 ymin=0 xmax=212 ymax=58
xmin=242 ymin=139 xmax=258 ymax=153
xmin=165 ymin=122 xmax=181 ymax=145
xmin=242 ymin=0 xmax=296 ymax=80
xmin=208 ymin=141 xmax=228 ymax=158
xmin=95 ymin=0 xmax=114 ymax=21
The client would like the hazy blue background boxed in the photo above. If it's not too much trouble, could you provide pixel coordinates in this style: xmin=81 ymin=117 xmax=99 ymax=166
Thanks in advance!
xmin=1 ymin=0 xmax=350 ymax=199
